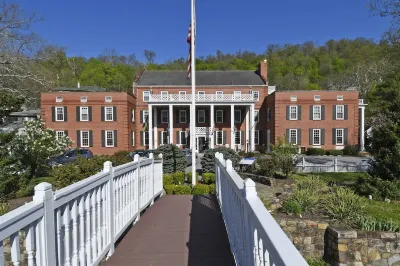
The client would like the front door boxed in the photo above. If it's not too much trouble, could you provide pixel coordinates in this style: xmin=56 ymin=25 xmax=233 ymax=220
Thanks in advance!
xmin=198 ymin=137 xmax=206 ymax=153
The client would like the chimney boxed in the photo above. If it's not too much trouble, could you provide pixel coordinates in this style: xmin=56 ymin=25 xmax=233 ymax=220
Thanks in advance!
xmin=258 ymin=59 xmax=268 ymax=84
xmin=77 ymin=81 xmax=80 ymax=89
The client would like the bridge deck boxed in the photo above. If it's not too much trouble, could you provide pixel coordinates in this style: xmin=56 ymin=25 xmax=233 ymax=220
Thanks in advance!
xmin=105 ymin=195 xmax=235 ymax=266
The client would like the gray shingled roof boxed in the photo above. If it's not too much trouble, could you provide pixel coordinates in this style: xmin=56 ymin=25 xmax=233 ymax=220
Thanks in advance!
xmin=54 ymin=86 xmax=107 ymax=92
xmin=136 ymin=70 xmax=265 ymax=86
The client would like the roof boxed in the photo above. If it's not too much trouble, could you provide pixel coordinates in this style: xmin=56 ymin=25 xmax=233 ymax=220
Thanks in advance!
xmin=136 ymin=70 xmax=265 ymax=86
xmin=9 ymin=109 xmax=40 ymax=117
xmin=54 ymin=86 xmax=107 ymax=92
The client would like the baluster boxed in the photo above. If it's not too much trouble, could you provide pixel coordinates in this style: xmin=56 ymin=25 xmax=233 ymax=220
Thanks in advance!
xmin=128 ymin=171 xmax=132 ymax=219
xmin=254 ymin=229 xmax=260 ymax=266
xmin=34 ymin=220 xmax=42 ymax=266
xmin=10 ymin=232 xmax=21 ymax=266
xmin=96 ymin=187 xmax=102 ymax=253
xmin=71 ymin=200 xmax=78 ymax=266
xmin=264 ymin=249 xmax=270 ymax=266
xmin=91 ymin=190 xmax=97 ymax=260
xmin=56 ymin=209 xmax=62 ymax=265
xmin=78 ymin=196 xmax=86 ymax=266
xmin=0 ymin=240 xmax=5 ymax=266
xmin=101 ymin=184 xmax=107 ymax=250
xmin=64 ymin=205 xmax=71 ymax=266
xmin=122 ymin=174 xmax=126 ymax=225
xmin=258 ymin=239 xmax=264 ymax=266
xmin=85 ymin=193 xmax=92 ymax=264
xmin=115 ymin=177 xmax=120 ymax=232
xmin=25 ymin=224 xmax=35 ymax=266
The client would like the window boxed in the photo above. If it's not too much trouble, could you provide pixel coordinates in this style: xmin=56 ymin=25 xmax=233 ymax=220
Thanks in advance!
xmin=267 ymin=108 xmax=271 ymax=122
xmin=144 ymin=131 xmax=149 ymax=145
xmin=81 ymin=131 xmax=89 ymax=147
xmin=289 ymin=129 xmax=297 ymax=144
xmin=255 ymin=130 xmax=259 ymax=145
xmin=162 ymin=131 xmax=169 ymax=145
xmin=336 ymin=129 xmax=344 ymax=145
xmin=313 ymin=129 xmax=321 ymax=145
xmin=336 ymin=105 xmax=344 ymax=120
xmin=56 ymin=131 xmax=65 ymax=140
xmin=180 ymin=131 xmax=187 ymax=145
xmin=198 ymin=110 xmax=205 ymax=123
xmin=161 ymin=110 xmax=169 ymax=123
xmin=179 ymin=110 xmax=187 ymax=123
xmin=290 ymin=106 xmax=298 ymax=120
xmin=235 ymin=131 xmax=241 ymax=145
xmin=132 ymin=132 xmax=135 ymax=146
xmin=290 ymin=95 xmax=297 ymax=102
xmin=198 ymin=91 xmax=205 ymax=100
xmin=234 ymin=91 xmax=241 ymax=100
xmin=216 ymin=91 xmax=223 ymax=100
xmin=143 ymin=91 xmax=150 ymax=102
xmin=216 ymin=110 xmax=223 ymax=123
xmin=131 ymin=109 xmax=135 ymax=122
xmin=314 ymin=95 xmax=321 ymax=101
xmin=143 ymin=110 xmax=149 ymax=123
xmin=55 ymin=107 xmax=64 ymax=121
xmin=105 ymin=130 xmax=114 ymax=147
xmin=161 ymin=91 xmax=168 ymax=101
xmin=80 ymin=96 xmax=87 ymax=103
xmin=252 ymin=91 xmax=259 ymax=101
xmin=80 ymin=107 xmax=89 ymax=121
xmin=179 ymin=91 xmax=186 ymax=101
xmin=313 ymin=105 xmax=321 ymax=120
xmin=234 ymin=110 xmax=241 ymax=123
xmin=216 ymin=131 xmax=223 ymax=145
xmin=255 ymin=110 xmax=259 ymax=122
xmin=105 ymin=96 xmax=112 ymax=103
xmin=337 ymin=95 xmax=343 ymax=101
xmin=105 ymin=107 xmax=113 ymax=121
xmin=56 ymin=96 xmax=63 ymax=103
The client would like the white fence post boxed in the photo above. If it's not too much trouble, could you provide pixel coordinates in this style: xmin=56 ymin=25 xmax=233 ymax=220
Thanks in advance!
xmin=302 ymin=156 xmax=305 ymax=172
xmin=33 ymin=182 xmax=56 ymax=266
xmin=334 ymin=158 xmax=338 ymax=172
xmin=103 ymin=161 xmax=115 ymax=258
xmin=149 ymin=153 xmax=155 ymax=205
xmin=134 ymin=154 xmax=141 ymax=223
xmin=243 ymin=178 xmax=257 ymax=265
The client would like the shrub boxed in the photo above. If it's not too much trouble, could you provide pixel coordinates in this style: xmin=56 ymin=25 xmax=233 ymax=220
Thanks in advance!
xmin=358 ymin=215 xmax=400 ymax=232
xmin=209 ymin=184 xmax=216 ymax=194
xmin=51 ymin=163 xmax=83 ymax=188
xmin=342 ymin=144 xmax=358 ymax=156
xmin=201 ymin=147 xmax=241 ymax=173
xmin=326 ymin=150 xmax=343 ymax=156
xmin=281 ymin=199 xmax=302 ymax=215
xmin=164 ymin=185 xmax=175 ymax=195
xmin=192 ymin=184 xmax=211 ymax=195
xmin=172 ymin=172 xmax=185 ymax=185
xmin=163 ymin=174 xmax=174 ymax=185
xmin=244 ymin=152 xmax=256 ymax=158
xmin=174 ymin=185 xmax=192 ymax=195
xmin=355 ymin=176 xmax=400 ymax=200
xmin=258 ymin=145 xmax=267 ymax=154
xmin=0 ymin=201 xmax=10 ymax=215
xmin=296 ymin=175 xmax=328 ymax=193
xmin=290 ymin=189 xmax=321 ymax=213
xmin=16 ymin=176 xmax=55 ymax=198
xmin=154 ymin=144 xmax=187 ymax=173
xmin=186 ymin=172 xmax=199 ymax=183
xmin=306 ymin=148 xmax=325 ymax=155
xmin=256 ymin=157 xmax=276 ymax=177
xmin=202 ymin=173 xmax=215 ymax=184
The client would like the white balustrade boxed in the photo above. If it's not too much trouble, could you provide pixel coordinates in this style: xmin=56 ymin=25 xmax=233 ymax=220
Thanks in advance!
xmin=0 ymin=154 xmax=163 ymax=266
xmin=214 ymin=152 xmax=308 ymax=266
xmin=149 ymin=94 xmax=257 ymax=103
xmin=195 ymin=127 xmax=213 ymax=134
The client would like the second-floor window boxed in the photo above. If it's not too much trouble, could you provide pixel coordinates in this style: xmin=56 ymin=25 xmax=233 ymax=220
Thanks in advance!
xmin=336 ymin=105 xmax=344 ymax=120
xmin=198 ymin=110 xmax=205 ymax=123
xmin=80 ymin=107 xmax=89 ymax=121
xmin=161 ymin=110 xmax=168 ymax=123
xmin=179 ymin=110 xmax=187 ymax=123
xmin=56 ymin=107 xmax=64 ymax=121
xmin=234 ymin=110 xmax=241 ymax=123
xmin=290 ymin=106 xmax=298 ymax=120
xmin=216 ymin=110 xmax=224 ymax=123
xmin=252 ymin=91 xmax=259 ymax=101
xmin=143 ymin=91 xmax=150 ymax=102
xmin=143 ymin=110 xmax=149 ymax=123
xmin=313 ymin=105 xmax=321 ymax=120
xmin=105 ymin=107 xmax=113 ymax=121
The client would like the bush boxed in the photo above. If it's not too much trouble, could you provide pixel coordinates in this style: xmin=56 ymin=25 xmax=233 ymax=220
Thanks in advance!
xmin=174 ymin=185 xmax=192 ymax=195
xmin=186 ymin=172 xmax=199 ymax=183
xmin=16 ymin=176 xmax=55 ymax=198
xmin=192 ymin=184 xmax=211 ymax=195
xmin=326 ymin=150 xmax=343 ymax=156
xmin=306 ymin=148 xmax=325 ymax=155
xmin=209 ymin=184 xmax=216 ymax=194
xmin=342 ymin=144 xmax=358 ymax=156
xmin=258 ymin=145 xmax=267 ymax=154
xmin=172 ymin=172 xmax=185 ymax=185
xmin=296 ymin=175 xmax=328 ymax=193
xmin=163 ymin=174 xmax=174 ymax=185
xmin=355 ymin=176 xmax=400 ymax=200
xmin=291 ymin=189 xmax=321 ymax=213
xmin=202 ymin=173 xmax=215 ymax=184
xmin=0 ymin=202 xmax=10 ymax=215
xmin=358 ymin=215 xmax=400 ymax=232
xmin=256 ymin=157 xmax=276 ymax=177
xmin=281 ymin=199 xmax=302 ymax=215
xmin=201 ymin=147 xmax=241 ymax=173
xmin=51 ymin=163 xmax=83 ymax=188
xmin=244 ymin=152 xmax=256 ymax=158
xmin=154 ymin=144 xmax=187 ymax=173
xmin=164 ymin=185 xmax=175 ymax=195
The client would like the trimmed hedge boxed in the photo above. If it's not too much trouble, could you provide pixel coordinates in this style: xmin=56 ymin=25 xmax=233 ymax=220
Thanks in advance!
xmin=174 ymin=185 xmax=192 ymax=195
xmin=326 ymin=150 xmax=343 ymax=156
xmin=163 ymin=184 xmax=216 ymax=195
xmin=306 ymin=148 xmax=325 ymax=155
xmin=342 ymin=144 xmax=358 ymax=156
xmin=186 ymin=172 xmax=199 ymax=183
xmin=164 ymin=184 xmax=175 ymax=194
xmin=172 ymin=172 xmax=185 ymax=185
xmin=209 ymin=184 xmax=216 ymax=194
xmin=202 ymin=173 xmax=215 ymax=185
xmin=192 ymin=184 xmax=210 ymax=195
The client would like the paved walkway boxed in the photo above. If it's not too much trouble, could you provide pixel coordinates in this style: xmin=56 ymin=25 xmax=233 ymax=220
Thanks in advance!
xmin=106 ymin=195 xmax=235 ymax=266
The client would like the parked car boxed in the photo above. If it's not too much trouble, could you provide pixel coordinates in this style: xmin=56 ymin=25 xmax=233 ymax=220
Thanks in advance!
xmin=48 ymin=148 xmax=93 ymax=167
xmin=182 ymin=149 xmax=193 ymax=166
xmin=130 ymin=150 xmax=154 ymax=159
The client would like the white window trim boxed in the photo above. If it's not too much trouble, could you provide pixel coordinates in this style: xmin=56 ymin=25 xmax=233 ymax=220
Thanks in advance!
xmin=198 ymin=110 xmax=205 ymax=123
xmin=105 ymin=130 xmax=114 ymax=147
xmin=80 ymin=107 xmax=89 ymax=121
xmin=132 ymin=131 xmax=135 ymax=146
xmin=254 ymin=130 xmax=259 ymax=145
xmin=255 ymin=110 xmax=259 ymax=123
xmin=55 ymin=107 xmax=64 ymax=122
xmin=55 ymin=131 xmax=65 ymax=140
xmin=337 ymin=95 xmax=344 ymax=101
xmin=161 ymin=110 xmax=169 ymax=123
xmin=336 ymin=128 xmax=344 ymax=145
xmin=179 ymin=110 xmax=187 ymax=123
xmin=234 ymin=110 xmax=241 ymax=123
xmin=216 ymin=110 xmax=224 ymax=123
xmin=314 ymin=95 xmax=321 ymax=101
xmin=252 ymin=91 xmax=259 ymax=101
xmin=313 ymin=105 xmax=321 ymax=120
xmin=80 ymin=96 xmax=87 ymax=103
xmin=56 ymin=96 xmax=63 ymax=103
xmin=132 ymin=109 xmax=135 ymax=122
xmin=179 ymin=91 xmax=186 ymax=100
xmin=289 ymin=129 xmax=297 ymax=145
xmin=289 ymin=105 xmax=298 ymax=120
xmin=179 ymin=131 xmax=187 ymax=145
xmin=216 ymin=91 xmax=223 ymax=100
xmin=313 ymin=129 xmax=321 ymax=146
xmin=336 ymin=105 xmax=344 ymax=120
xmin=234 ymin=91 xmax=241 ymax=100
xmin=105 ymin=107 xmax=113 ymax=121
xmin=144 ymin=131 xmax=149 ymax=145
xmin=143 ymin=91 xmax=150 ymax=102
xmin=216 ymin=130 xmax=223 ymax=145
xmin=161 ymin=131 xmax=169 ymax=145
xmin=81 ymin=130 xmax=90 ymax=148
xmin=143 ymin=110 xmax=149 ymax=123
xmin=290 ymin=96 xmax=297 ymax=102
xmin=235 ymin=131 xmax=241 ymax=145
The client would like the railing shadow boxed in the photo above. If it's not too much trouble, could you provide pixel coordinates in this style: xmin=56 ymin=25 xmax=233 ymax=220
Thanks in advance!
xmin=186 ymin=194 xmax=235 ymax=266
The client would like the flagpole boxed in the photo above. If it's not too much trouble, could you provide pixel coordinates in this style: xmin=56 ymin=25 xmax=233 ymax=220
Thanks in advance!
xmin=190 ymin=0 xmax=196 ymax=186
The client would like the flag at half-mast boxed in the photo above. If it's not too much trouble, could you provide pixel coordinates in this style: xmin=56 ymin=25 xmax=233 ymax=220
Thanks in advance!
xmin=186 ymin=2 xmax=196 ymax=78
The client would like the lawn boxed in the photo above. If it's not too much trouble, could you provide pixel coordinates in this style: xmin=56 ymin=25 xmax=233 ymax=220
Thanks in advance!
xmin=293 ymin=172 xmax=368 ymax=184
xmin=364 ymin=199 xmax=400 ymax=221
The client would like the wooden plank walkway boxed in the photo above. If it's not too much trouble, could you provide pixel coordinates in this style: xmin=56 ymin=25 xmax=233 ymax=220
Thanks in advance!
xmin=105 ymin=195 xmax=235 ymax=266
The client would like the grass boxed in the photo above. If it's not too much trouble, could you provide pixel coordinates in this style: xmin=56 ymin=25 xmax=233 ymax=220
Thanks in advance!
xmin=364 ymin=199 xmax=400 ymax=221
xmin=293 ymin=172 xmax=368 ymax=184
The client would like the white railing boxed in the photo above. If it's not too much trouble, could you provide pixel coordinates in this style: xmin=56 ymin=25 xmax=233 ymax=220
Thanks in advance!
xmin=0 ymin=154 xmax=163 ymax=266
xmin=149 ymin=94 xmax=257 ymax=103
xmin=195 ymin=127 xmax=213 ymax=134
xmin=214 ymin=152 xmax=308 ymax=266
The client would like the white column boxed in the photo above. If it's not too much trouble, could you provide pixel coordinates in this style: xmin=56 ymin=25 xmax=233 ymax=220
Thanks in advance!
xmin=231 ymin=104 xmax=235 ymax=149
xmin=245 ymin=106 xmax=249 ymax=152
xmin=148 ymin=104 xmax=153 ymax=149
xmin=169 ymin=104 xmax=173 ymax=144
xmin=267 ymin=129 xmax=271 ymax=152
xmin=210 ymin=104 xmax=214 ymax=149
xmin=250 ymin=104 xmax=255 ymax=152
xmin=360 ymin=105 xmax=366 ymax=151
xmin=154 ymin=107 xmax=158 ymax=149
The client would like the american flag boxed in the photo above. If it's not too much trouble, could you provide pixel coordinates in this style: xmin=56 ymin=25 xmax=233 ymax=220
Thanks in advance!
xmin=186 ymin=24 xmax=192 ymax=78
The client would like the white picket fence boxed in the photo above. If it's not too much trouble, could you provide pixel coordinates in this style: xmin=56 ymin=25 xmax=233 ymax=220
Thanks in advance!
xmin=0 ymin=153 xmax=163 ymax=266
xmin=215 ymin=152 xmax=308 ymax=266
xmin=295 ymin=156 xmax=370 ymax=173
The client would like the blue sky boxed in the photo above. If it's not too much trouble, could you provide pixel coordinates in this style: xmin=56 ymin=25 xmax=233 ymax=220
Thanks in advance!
xmin=17 ymin=0 xmax=390 ymax=63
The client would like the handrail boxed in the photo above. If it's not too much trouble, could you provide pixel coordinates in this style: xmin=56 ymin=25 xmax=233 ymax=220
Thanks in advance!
xmin=149 ymin=93 xmax=257 ymax=102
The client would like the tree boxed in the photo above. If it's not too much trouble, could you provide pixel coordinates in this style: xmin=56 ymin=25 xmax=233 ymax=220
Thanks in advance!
xmin=144 ymin=50 xmax=156 ymax=64
xmin=270 ymin=137 xmax=298 ymax=178
xmin=201 ymin=147 xmax=241 ymax=173
xmin=153 ymin=144 xmax=187 ymax=173
xmin=0 ymin=92 xmax=24 ymax=124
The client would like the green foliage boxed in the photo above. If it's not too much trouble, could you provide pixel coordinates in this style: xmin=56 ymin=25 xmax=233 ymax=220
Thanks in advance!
xmin=0 ymin=202 xmax=10 ymax=215
xmin=209 ymin=184 xmax=216 ymax=194
xmin=256 ymin=157 xmax=276 ymax=177
xmin=342 ymin=145 xmax=358 ymax=156
xmin=163 ymin=174 xmax=173 ymax=185
xmin=201 ymin=173 xmax=215 ymax=185
xmin=51 ymin=163 xmax=82 ymax=188
xmin=186 ymin=172 xmax=199 ymax=183
xmin=295 ymin=175 xmax=328 ymax=193
xmin=290 ymin=189 xmax=321 ymax=214
xmin=201 ymin=147 xmax=241 ymax=173
xmin=281 ymin=199 xmax=302 ymax=215
xmin=271 ymin=137 xmax=298 ymax=178
xmin=172 ymin=172 xmax=185 ymax=185
xmin=306 ymin=148 xmax=325 ymax=155
xmin=0 ymin=92 xmax=25 ymax=122
xmin=326 ymin=150 xmax=343 ymax=156
xmin=192 ymin=184 xmax=211 ymax=195
xmin=164 ymin=185 xmax=175 ymax=195
xmin=154 ymin=144 xmax=187 ymax=174
xmin=174 ymin=185 xmax=192 ymax=195
xmin=306 ymin=258 xmax=330 ymax=266
xmin=16 ymin=176 xmax=55 ymax=198
xmin=358 ymin=215 xmax=400 ymax=232
xmin=355 ymin=176 xmax=400 ymax=200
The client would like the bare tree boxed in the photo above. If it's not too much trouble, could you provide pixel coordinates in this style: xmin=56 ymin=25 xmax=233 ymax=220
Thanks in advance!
xmin=144 ymin=50 xmax=156 ymax=64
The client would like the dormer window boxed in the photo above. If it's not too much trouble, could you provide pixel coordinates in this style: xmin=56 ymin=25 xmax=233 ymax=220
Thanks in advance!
xmin=80 ymin=96 xmax=87 ymax=103
xmin=337 ymin=95 xmax=343 ymax=101
xmin=314 ymin=95 xmax=321 ymax=101
xmin=290 ymin=96 xmax=297 ymax=102
xmin=56 ymin=96 xmax=63 ymax=103
xmin=105 ymin=96 xmax=112 ymax=103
